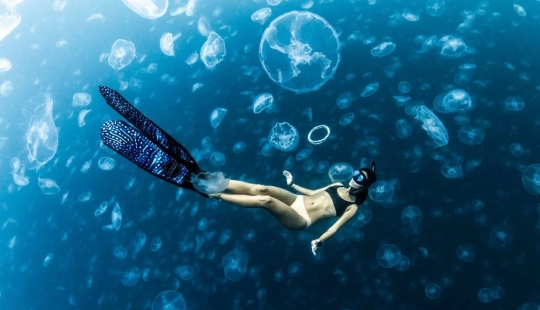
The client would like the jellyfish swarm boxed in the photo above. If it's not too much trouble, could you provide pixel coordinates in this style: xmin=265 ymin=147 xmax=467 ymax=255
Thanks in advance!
xmin=108 ymin=39 xmax=136 ymax=70
xmin=26 ymin=93 xmax=59 ymax=168
xmin=268 ymin=122 xmax=299 ymax=152
xmin=414 ymin=105 xmax=449 ymax=148
xmin=259 ymin=11 xmax=340 ymax=93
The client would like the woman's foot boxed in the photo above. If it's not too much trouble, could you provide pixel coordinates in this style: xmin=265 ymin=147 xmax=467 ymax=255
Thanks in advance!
xmin=209 ymin=193 xmax=222 ymax=199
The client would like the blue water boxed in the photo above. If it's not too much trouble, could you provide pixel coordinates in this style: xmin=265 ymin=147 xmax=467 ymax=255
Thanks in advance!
xmin=2 ymin=0 xmax=540 ymax=309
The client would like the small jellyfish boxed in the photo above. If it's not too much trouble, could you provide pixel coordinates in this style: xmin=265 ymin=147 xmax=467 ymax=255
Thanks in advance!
xmin=121 ymin=267 xmax=141 ymax=286
xmin=243 ymin=229 xmax=255 ymax=241
xmin=368 ymin=181 xmax=395 ymax=203
xmin=233 ymin=141 xmax=246 ymax=153
xmin=478 ymin=288 xmax=493 ymax=303
xmin=371 ymin=42 xmax=396 ymax=57
xmin=352 ymin=208 xmax=372 ymax=227
xmin=454 ymin=113 xmax=470 ymax=126
xmin=38 ymin=177 xmax=61 ymax=195
xmin=72 ymin=92 xmax=92 ymax=107
xmin=210 ymin=108 xmax=227 ymax=128
xmin=441 ymin=161 xmax=464 ymax=179
xmin=401 ymin=206 xmax=422 ymax=226
xmin=295 ymin=148 xmax=312 ymax=161
xmin=95 ymin=201 xmax=108 ymax=217
xmin=287 ymin=262 xmax=303 ymax=278
xmin=513 ymin=4 xmax=526 ymax=17
xmin=336 ymin=92 xmax=353 ymax=109
xmin=200 ymin=32 xmax=226 ymax=69
xmin=0 ymin=58 xmax=12 ymax=72
xmin=159 ymin=32 xmax=181 ymax=56
xmin=439 ymin=36 xmax=467 ymax=58
xmin=111 ymin=202 xmax=122 ymax=230
xmin=456 ymin=244 xmax=475 ymax=262
xmin=510 ymin=143 xmax=524 ymax=157
xmin=98 ymin=157 xmax=116 ymax=171
xmin=222 ymin=250 xmax=248 ymax=281
xmin=121 ymin=0 xmax=168 ymax=19
xmin=175 ymin=266 xmax=195 ymax=281
xmin=26 ymin=93 xmax=59 ymax=167
xmin=339 ymin=112 xmax=355 ymax=126
xmin=152 ymin=291 xmax=186 ymax=310
xmin=504 ymin=96 xmax=525 ymax=111
xmin=108 ymin=39 xmax=136 ymax=70
xmin=394 ymin=255 xmax=410 ymax=271
xmin=314 ymin=161 xmax=329 ymax=174
xmin=376 ymin=244 xmax=401 ymax=268
xmin=360 ymin=82 xmax=379 ymax=97
xmin=268 ymin=122 xmax=299 ymax=152
xmin=426 ymin=0 xmax=446 ymax=16
xmin=398 ymin=81 xmax=411 ymax=93
xmin=114 ymin=246 xmax=128 ymax=260
xmin=414 ymin=105 xmax=449 ymax=148
xmin=458 ymin=126 xmax=485 ymax=145
xmin=488 ymin=223 xmax=513 ymax=248
xmin=150 ymin=237 xmax=162 ymax=252
xmin=210 ymin=152 xmax=226 ymax=166
xmin=425 ymin=283 xmax=441 ymax=299
xmin=328 ymin=163 xmax=354 ymax=183
xmin=253 ymin=93 xmax=274 ymax=114
xmin=251 ymin=7 xmax=272 ymax=25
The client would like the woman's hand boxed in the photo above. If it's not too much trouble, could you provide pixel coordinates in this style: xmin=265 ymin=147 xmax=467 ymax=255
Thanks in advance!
xmin=311 ymin=239 xmax=322 ymax=255
xmin=283 ymin=170 xmax=294 ymax=186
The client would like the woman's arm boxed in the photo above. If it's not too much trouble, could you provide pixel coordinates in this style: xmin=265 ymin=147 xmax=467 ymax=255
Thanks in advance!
xmin=317 ymin=204 xmax=358 ymax=242
xmin=291 ymin=182 xmax=342 ymax=196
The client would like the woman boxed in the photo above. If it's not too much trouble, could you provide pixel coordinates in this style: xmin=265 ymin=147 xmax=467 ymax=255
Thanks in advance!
xmin=210 ymin=162 xmax=377 ymax=255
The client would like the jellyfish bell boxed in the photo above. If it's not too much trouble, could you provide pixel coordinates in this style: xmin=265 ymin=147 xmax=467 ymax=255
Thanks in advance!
xmin=191 ymin=171 xmax=230 ymax=194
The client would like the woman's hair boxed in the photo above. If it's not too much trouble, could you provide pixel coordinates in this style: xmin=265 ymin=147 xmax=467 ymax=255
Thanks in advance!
xmin=349 ymin=165 xmax=377 ymax=205
xmin=350 ymin=187 xmax=368 ymax=205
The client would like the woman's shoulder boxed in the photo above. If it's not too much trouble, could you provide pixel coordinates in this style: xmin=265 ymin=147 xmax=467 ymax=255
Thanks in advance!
xmin=330 ymin=182 xmax=344 ymax=187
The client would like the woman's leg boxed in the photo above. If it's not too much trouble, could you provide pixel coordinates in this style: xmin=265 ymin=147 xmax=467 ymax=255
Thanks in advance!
xmin=215 ymin=193 xmax=306 ymax=230
xmin=226 ymin=180 xmax=298 ymax=205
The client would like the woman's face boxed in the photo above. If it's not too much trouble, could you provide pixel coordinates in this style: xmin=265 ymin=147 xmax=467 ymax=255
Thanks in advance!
xmin=349 ymin=170 xmax=369 ymax=190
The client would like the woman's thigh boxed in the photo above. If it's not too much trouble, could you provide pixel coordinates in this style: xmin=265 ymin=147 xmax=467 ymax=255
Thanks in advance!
xmin=227 ymin=180 xmax=298 ymax=205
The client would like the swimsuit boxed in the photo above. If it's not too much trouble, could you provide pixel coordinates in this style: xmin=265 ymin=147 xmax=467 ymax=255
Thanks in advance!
xmin=290 ymin=196 xmax=312 ymax=227
xmin=325 ymin=186 xmax=354 ymax=217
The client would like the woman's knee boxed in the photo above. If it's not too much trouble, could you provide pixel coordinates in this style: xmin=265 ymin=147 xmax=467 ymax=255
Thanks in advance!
xmin=254 ymin=195 xmax=272 ymax=207
xmin=251 ymin=184 xmax=270 ymax=195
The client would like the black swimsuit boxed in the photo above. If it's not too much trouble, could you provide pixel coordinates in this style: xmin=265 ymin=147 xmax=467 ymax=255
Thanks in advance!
xmin=325 ymin=186 xmax=354 ymax=217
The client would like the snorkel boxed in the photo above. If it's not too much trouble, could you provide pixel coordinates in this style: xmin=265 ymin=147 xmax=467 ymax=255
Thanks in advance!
xmin=349 ymin=161 xmax=377 ymax=194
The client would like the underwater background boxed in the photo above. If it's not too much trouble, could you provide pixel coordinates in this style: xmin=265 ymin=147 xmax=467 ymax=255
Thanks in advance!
xmin=1 ymin=0 xmax=540 ymax=309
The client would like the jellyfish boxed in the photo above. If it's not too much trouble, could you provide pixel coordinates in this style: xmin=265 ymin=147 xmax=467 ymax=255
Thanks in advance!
xmin=159 ymin=32 xmax=181 ymax=56
xmin=200 ymin=32 xmax=226 ymax=69
xmin=108 ymin=39 xmax=136 ymax=70
xmin=268 ymin=122 xmax=299 ymax=152
xmin=26 ymin=93 xmax=59 ymax=167
xmin=222 ymin=250 xmax=248 ymax=281
xmin=121 ymin=0 xmax=168 ymax=19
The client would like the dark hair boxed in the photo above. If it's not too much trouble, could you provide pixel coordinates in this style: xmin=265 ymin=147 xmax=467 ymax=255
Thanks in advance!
xmin=349 ymin=162 xmax=377 ymax=205
xmin=350 ymin=187 xmax=368 ymax=205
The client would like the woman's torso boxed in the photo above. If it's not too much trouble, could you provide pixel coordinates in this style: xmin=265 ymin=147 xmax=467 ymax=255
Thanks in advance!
xmin=303 ymin=186 xmax=355 ymax=223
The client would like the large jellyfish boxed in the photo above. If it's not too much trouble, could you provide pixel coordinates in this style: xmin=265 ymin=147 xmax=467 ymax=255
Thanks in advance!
xmin=26 ymin=93 xmax=59 ymax=168
xmin=121 ymin=0 xmax=168 ymax=19
xmin=108 ymin=39 xmax=136 ymax=70
xmin=259 ymin=11 xmax=341 ymax=93
xmin=0 ymin=0 xmax=22 ymax=42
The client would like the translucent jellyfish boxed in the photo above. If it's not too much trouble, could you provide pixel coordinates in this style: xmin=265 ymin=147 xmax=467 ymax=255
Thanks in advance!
xmin=175 ymin=266 xmax=194 ymax=281
xmin=488 ymin=223 xmax=513 ymax=248
xmin=192 ymin=171 xmax=230 ymax=194
xmin=251 ymin=7 xmax=272 ymax=25
xmin=454 ymin=70 xmax=472 ymax=85
xmin=152 ymin=290 xmax=185 ymax=310
xmin=43 ymin=253 xmax=54 ymax=267
xmin=360 ymin=82 xmax=379 ymax=97
xmin=26 ymin=93 xmax=59 ymax=167
xmin=150 ymin=237 xmax=162 ymax=252
xmin=114 ymin=246 xmax=127 ymax=260
xmin=456 ymin=244 xmax=475 ymax=262
xmin=111 ymin=202 xmax=122 ymax=230
xmin=200 ymin=32 xmax=226 ymax=69
xmin=504 ymin=96 xmax=525 ymax=111
xmin=95 ymin=202 xmax=108 ymax=217
xmin=414 ymin=105 xmax=449 ymax=148
xmin=121 ymin=267 xmax=141 ymax=286
xmin=510 ymin=143 xmax=524 ymax=157
xmin=478 ymin=288 xmax=493 ymax=303
xmin=339 ymin=112 xmax=355 ymax=126
xmin=425 ymin=283 xmax=441 ymax=299
xmin=268 ymin=122 xmax=299 ymax=152
xmin=233 ymin=141 xmax=246 ymax=153
xmin=38 ymin=177 xmax=61 ymax=195
xmin=121 ymin=0 xmax=168 ymax=19
xmin=295 ymin=148 xmax=312 ymax=161
xmin=253 ymin=93 xmax=274 ymax=114
xmin=401 ymin=11 xmax=419 ymax=22
xmin=454 ymin=113 xmax=470 ymax=126
xmin=522 ymin=164 xmax=540 ymax=195
xmin=0 ymin=2 xmax=21 ymax=42
xmin=108 ymin=39 xmax=136 ymax=70
xmin=371 ymin=42 xmax=396 ymax=57
xmin=351 ymin=208 xmax=372 ymax=227
xmin=376 ymin=244 xmax=401 ymax=268
xmin=210 ymin=108 xmax=227 ymax=128
xmin=434 ymin=89 xmax=473 ymax=113
xmin=439 ymin=36 xmax=467 ymax=58
xmin=287 ymin=262 xmax=303 ymax=277
xmin=513 ymin=4 xmax=526 ymax=17
xmin=491 ymin=286 xmax=503 ymax=299
xmin=219 ymin=230 xmax=232 ymax=245
xmin=159 ymin=32 xmax=181 ymax=56
xmin=78 ymin=109 xmax=91 ymax=127
xmin=314 ymin=161 xmax=329 ymax=174
xmin=210 ymin=152 xmax=226 ymax=166
xmin=398 ymin=81 xmax=411 ymax=93
xmin=336 ymin=92 xmax=353 ymax=109
xmin=458 ymin=126 xmax=485 ymax=145
xmin=395 ymin=255 xmax=410 ymax=271
xmin=396 ymin=119 xmax=412 ymax=139
xmin=243 ymin=229 xmax=255 ymax=241
xmin=267 ymin=0 xmax=282 ymax=5
xmin=0 ymin=58 xmax=12 ymax=72
xmin=328 ymin=162 xmax=354 ymax=183
xmin=519 ymin=303 xmax=540 ymax=310
xmin=259 ymin=11 xmax=341 ymax=93
xmin=426 ymin=0 xmax=446 ymax=17
xmin=0 ymin=81 xmax=13 ymax=97
xmin=98 ymin=157 xmax=116 ymax=171
xmin=72 ymin=92 xmax=92 ymax=107
xmin=401 ymin=206 xmax=422 ymax=225
xmin=222 ymin=250 xmax=248 ymax=281
xmin=441 ymin=161 xmax=463 ymax=179
xmin=369 ymin=181 xmax=395 ymax=203
xmin=307 ymin=125 xmax=330 ymax=145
